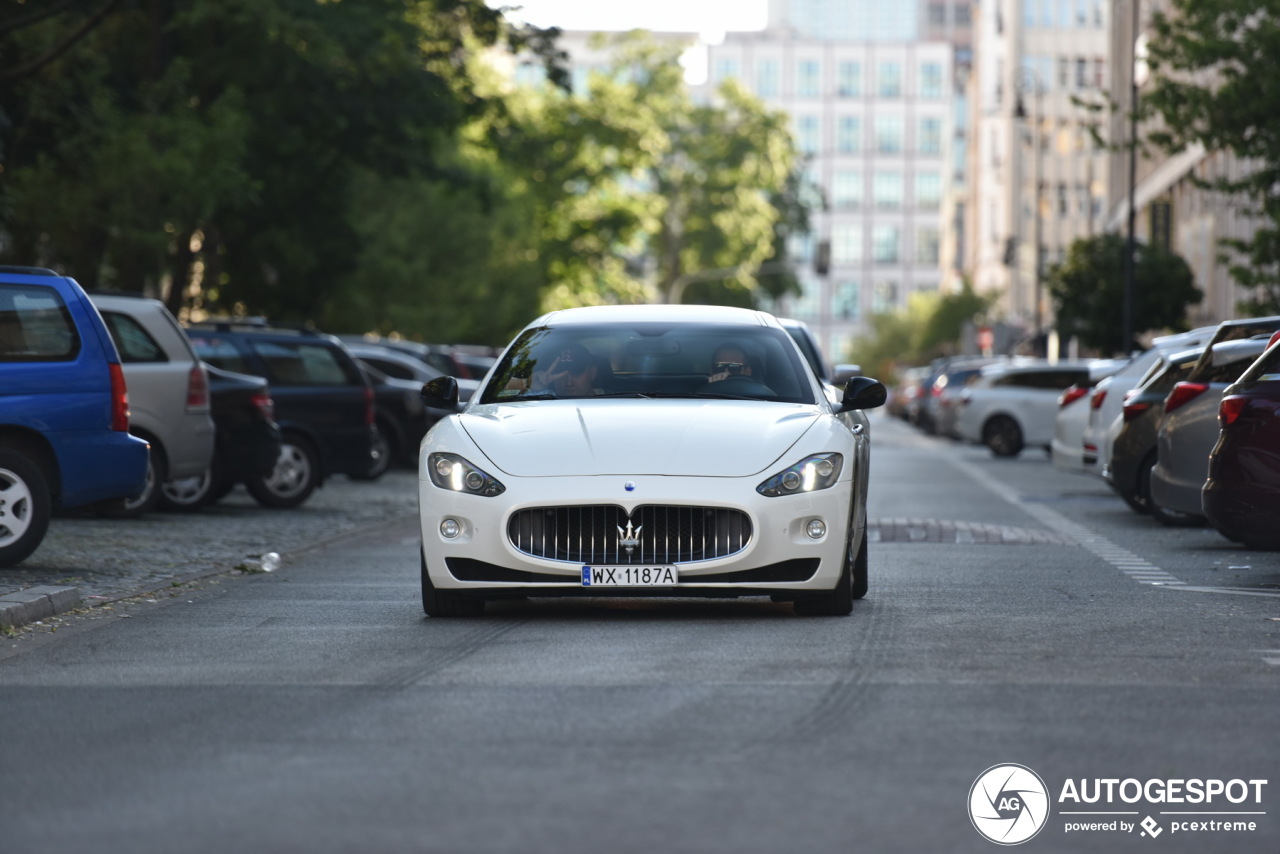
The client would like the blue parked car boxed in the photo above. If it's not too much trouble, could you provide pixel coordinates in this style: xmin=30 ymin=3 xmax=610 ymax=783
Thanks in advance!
xmin=0 ymin=266 xmax=150 ymax=566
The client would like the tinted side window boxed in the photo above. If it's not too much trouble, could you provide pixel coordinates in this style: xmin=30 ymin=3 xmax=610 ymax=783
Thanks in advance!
xmin=103 ymin=312 xmax=166 ymax=363
xmin=250 ymin=340 xmax=357 ymax=386
xmin=0 ymin=284 xmax=80 ymax=361
xmin=1205 ymin=351 xmax=1264 ymax=384
xmin=362 ymin=356 xmax=414 ymax=381
xmin=189 ymin=336 xmax=253 ymax=375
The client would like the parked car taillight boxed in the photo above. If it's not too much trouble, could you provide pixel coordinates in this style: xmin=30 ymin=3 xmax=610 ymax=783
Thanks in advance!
xmin=251 ymin=390 xmax=275 ymax=423
xmin=1058 ymin=385 xmax=1088 ymax=408
xmin=1165 ymin=381 xmax=1209 ymax=414
xmin=1219 ymin=396 xmax=1246 ymax=427
xmin=364 ymin=385 xmax=375 ymax=426
xmin=109 ymin=362 xmax=130 ymax=432
xmin=186 ymin=364 xmax=209 ymax=410
xmin=1122 ymin=401 xmax=1150 ymax=423
xmin=1090 ymin=388 xmax=1107 ymax=410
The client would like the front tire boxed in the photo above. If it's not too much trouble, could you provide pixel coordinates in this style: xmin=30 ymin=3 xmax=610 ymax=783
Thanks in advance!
xmin=0 ymin=448 xmax=52 ymax=567
xmin=795 ymin=528 xmax=865 ymax=616
xmin=349 ymin=421 xmax=392 ymax=481
xmin=421 ymin=548 xmax=485 ymax=617
xmin=983 ymin=415 xmax=1024 ymax=457
xmin=247 ymin=438 xmax=319 ymax=508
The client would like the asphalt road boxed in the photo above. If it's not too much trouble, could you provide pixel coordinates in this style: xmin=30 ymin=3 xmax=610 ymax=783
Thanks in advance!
xmin=1 ymin=415 xmax=1277 ymax=853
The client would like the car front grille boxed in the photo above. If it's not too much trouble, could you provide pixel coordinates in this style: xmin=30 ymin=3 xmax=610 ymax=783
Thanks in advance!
xmin=507 ymin=505 xmax=753 ymax=565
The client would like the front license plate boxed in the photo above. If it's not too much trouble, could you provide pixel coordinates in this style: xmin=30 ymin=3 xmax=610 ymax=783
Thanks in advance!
xmin=581 ymin=565 xmax=678 ymax=587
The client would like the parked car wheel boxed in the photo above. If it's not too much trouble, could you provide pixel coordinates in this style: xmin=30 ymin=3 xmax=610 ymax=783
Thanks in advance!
xmin=1118 ymin=451 xmax=1157 ymax=515
xmin=349 ymin=421 xmax=392 ymax=481
xmin=1150 ymin=496 xmax=1205 ymax=527
xmin=420 ymin=548 xmax=485 ymax=617
xmin=159 ymin=456 xmax=221 ymax=512
xmin=0 ymin=448 xmax=53 ymax=568
xmin=99 ymin=440 xmax=166 ymax=518
xmin=983 ymin=415 xmax=1024 ymax=457
xmin=247 ymin=437 xmax=319 ymax=508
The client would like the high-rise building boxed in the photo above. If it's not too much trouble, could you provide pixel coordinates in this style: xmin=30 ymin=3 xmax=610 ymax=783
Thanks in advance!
xmin=968 ymin=0 xmax=1111 ymax=354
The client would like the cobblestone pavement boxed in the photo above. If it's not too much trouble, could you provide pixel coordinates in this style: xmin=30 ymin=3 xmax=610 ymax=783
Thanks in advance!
xmin=0 ymin=469 xmax=420 ymax=603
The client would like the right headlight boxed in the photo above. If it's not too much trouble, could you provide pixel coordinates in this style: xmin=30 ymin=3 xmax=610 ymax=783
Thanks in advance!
xmin=427 ymin=453 xmax=505 ymax=497
xmin=756 ymin=453 xmax=843 ymax=497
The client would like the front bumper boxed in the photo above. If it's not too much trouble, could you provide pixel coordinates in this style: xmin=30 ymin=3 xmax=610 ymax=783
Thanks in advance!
xmin=418 ymin=471 xmax=857 ymax=596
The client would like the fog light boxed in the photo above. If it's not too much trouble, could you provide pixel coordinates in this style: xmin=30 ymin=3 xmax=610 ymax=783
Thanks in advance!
xmin=806 ymin=519 xmax=827 ymax=539
xmin=440 ymin=518 xmax=462 ymax=538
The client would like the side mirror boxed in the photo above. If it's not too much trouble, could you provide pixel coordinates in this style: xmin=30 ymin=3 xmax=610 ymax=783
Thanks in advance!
xmin=421 ymin=376 xmax=460 ymax=411
xmin=838 ymin=376 xmax=887 ymax=412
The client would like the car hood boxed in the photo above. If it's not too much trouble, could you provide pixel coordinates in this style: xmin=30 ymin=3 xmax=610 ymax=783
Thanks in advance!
xmin=458 ymin=401 xmax=820 ymax=477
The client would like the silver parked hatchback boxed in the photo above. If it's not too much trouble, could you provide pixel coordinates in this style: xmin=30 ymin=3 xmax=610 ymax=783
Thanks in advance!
xmin=91 ymin=293 xmax=216 ymax=516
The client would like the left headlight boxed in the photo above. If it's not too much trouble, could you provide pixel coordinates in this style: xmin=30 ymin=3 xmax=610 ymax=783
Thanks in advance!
xmin=427 ymin=452 xmax=505 ymax=497
xmin=756 ymin=453 xmax=843 ymax=497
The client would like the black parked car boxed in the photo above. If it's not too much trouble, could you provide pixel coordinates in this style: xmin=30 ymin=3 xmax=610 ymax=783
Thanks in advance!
xmin=186 ymin=321 xmax=377 ymax=507
xmin=355 ymin=363 xmax=430 ymax=480
xmin=1103 ymin=347 xmax=1201 ymax=514
xmin=160 ymin=364 xmax=283 ymax=510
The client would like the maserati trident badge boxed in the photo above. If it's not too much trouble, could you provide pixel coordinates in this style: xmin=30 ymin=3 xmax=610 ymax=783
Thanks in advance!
xmin=617 ymin=519 xmax=643 ymax=555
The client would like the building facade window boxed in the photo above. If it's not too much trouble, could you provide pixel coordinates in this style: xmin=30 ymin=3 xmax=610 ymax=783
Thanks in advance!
xmin=872 ymin=224 xmax=900 ymax=263
xmin=756 ymin=58 xmax=780 ymax=97
xmin=918 ymin=117 xmax=942 ymax=154
xmin=836 ymin=281 xmax=861 ymax=319
xmin=919 ymin=62 xmax=944 ymax=99
xmin=836 ymin=116 xmax=862 ymax=153
xmin=796 ymin=115 xmax=820 ymax=154
xmin=874 ymin=115 xmax=903 ymax=153
xmin=916 ymin=227 xmax=941 ymax=264
xmin=713 ymin=58 xmax=740 ymax=84
xmin=873 ymin=281 xmax=899 ymax=312
xmin=832 ymin=224 xmax=863 ymax=264
xmin=877 ymin=61 xmax=902 ymax=98
xmin=837 ymin=61 xmax=862 ymax=97
xmin=915 ymin=171 xmax=942 ymax=208
xmin=833 ymin=171 xmax=863 ymax=208
xmin=798 ymin=59 xmax=821 ymax=97
xmin=874 ymin=172 xmax=903 ymax=209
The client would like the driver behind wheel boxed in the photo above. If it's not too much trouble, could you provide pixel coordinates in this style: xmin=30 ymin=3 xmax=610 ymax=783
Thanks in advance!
xmin=708 ymin=342 xmax=756 ymax=384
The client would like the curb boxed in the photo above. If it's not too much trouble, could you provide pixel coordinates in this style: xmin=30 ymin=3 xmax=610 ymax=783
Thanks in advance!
xmin=0 ymin=586 xmax=82 ymax=632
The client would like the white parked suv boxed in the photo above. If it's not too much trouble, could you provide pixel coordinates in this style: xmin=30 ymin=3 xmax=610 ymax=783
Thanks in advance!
xmin=91 ymin=292 xmax=216 ymax=516
xmin=955 ymin=361 xmax=1096 ymax=457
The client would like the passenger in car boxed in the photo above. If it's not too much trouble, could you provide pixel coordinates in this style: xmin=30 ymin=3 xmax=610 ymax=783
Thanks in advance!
xmin=531 ymin=342 xmax=601 ymax=397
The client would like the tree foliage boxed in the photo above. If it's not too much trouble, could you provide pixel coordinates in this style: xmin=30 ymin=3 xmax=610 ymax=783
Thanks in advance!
xmin=0 ymin=7 xmax=809 ymax=346
xmin=1046 ymin=234 xmax=1202 ymax=353
xmin=1141 ymin=0 xmax=1280 ymax=313
xmin=493 ymin=33 xmax=803 ymax=311
xmin=846 ymin=280 xmax=997 ymax=380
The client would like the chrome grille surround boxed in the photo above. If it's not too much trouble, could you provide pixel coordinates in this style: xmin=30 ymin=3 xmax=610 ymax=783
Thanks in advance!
xmin=507 ymin=505 xmax=753 ymax=565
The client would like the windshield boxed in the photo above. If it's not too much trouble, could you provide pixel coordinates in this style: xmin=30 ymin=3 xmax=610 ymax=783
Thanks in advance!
xmin=479 ymin=322 xmax=817 ymax=405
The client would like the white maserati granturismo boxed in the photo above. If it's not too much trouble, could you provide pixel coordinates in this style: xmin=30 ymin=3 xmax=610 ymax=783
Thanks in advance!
xmin=417 ymin=305 xmax=885 ymax=616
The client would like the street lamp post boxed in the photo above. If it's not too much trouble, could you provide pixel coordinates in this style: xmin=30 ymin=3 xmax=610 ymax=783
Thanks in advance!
xmin=1015 ymin=69 xmax=1046 ymax=356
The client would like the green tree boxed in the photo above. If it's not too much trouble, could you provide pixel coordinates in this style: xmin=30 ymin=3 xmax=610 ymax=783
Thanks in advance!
xmin=846 ymin=281 xmax=997 ymax=380
xmin=1141 ymin=0 xmax=1280 ymax=313
xmin=0 ymin=0 xmax=558 ymax=331
xmin=497 ymin=33 xmax=804 ymax=311
xmin=1047 ymin=234 xmax=1201 ymax=352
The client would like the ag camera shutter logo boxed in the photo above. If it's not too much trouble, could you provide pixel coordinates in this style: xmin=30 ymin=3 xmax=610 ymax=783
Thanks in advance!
xmin=969 ymin=764 xmax=1050 ymax=845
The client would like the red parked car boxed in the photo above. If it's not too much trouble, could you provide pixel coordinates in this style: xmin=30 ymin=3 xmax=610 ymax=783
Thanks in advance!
xmin=1202 ymin=334 xmax=1280 ymax=549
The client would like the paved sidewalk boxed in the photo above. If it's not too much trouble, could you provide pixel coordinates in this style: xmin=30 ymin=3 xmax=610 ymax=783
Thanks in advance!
xmin=0 ymin=469 xmax=420 ymax=629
